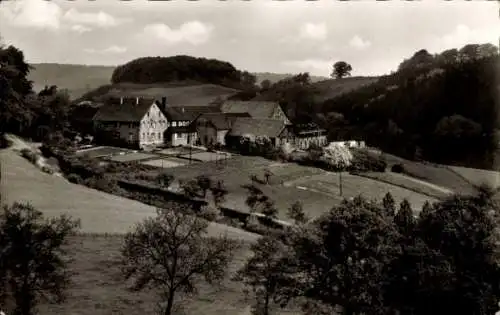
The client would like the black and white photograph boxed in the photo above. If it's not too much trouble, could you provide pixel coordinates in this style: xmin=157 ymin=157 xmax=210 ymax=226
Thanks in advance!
xmin=0 ymin=0 xmax=499 ymax=314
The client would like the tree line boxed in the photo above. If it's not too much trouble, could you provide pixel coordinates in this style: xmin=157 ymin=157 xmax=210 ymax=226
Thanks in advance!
xmin=321 ymin=44 xmax=499 ymax=169
xmin=251 ymin=43 xmax=499 ymax=169
xmin=2 ymin=186 xmax=500 ymax=315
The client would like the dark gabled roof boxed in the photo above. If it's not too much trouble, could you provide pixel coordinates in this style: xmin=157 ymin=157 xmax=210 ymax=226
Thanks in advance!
xmin=228 ymin=118 xmax=286 ymax=138
xmin=71 ymin=102 xmax=102 ymax=122
xmin=220 ymin=101 xmax=281 ymax=120
xmin=164 ymin=107 xmax=197 ymax=121
xmin=293 ymin=122 xmax=327 ymax=134
xmin=193 ymin=112 xmax=251 ymax=130
xmin=92 ymin=97 xmax=157 ymax=122
xmin=164 ymin=105 xmax=221 ymax=121
xmin=168 ymin=126 xmax=196 ymax=133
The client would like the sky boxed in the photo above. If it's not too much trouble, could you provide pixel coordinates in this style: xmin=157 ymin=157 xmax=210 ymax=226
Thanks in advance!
xmin=0 ymin=0 xmax=498 ymax=77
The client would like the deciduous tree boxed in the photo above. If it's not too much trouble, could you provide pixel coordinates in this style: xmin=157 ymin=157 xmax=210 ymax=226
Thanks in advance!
xmin=235 ymin=236 xmax=293 ymax=315
xmin=287 ymin=201 xmax=308 ymax=225
xmin=331 ymin=61 xmax=353 ymax=79
xmin=0 ymin=202 xmax=80 ymax=315
xmin=121 ymin=207 xmax=239 ymax=315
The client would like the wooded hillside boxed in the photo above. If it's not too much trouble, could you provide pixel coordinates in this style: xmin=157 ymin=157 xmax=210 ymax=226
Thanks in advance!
xmin=321 ymin=44 xmax=499 ymax=169
xmin=110 ymin=55 xmax=257 ymax=90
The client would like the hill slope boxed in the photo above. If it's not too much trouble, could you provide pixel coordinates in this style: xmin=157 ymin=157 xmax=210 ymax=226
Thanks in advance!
xmin=321 ymin=44 xmax=500 ymax=169
xmin=29 ymin=63 xmax=115 ymax=99
xmin=76 ymin=82 xmax=240 ymax=106
xmin=254 ymin=72 xmax=328 ymax=85
xmin=28 ymin=63 xmax=332 ymax=100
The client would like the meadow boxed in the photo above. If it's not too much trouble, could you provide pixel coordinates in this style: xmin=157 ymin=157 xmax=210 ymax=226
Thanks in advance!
xmin=0 ymin=147 xmax=258 ymax=241
xmin=287 ymin=172 xmax=436 ymax=213
xmin=0 ymin=145 xmax=310 ymax=315
xmin=365 ymin=150 xmax=477 ymax=195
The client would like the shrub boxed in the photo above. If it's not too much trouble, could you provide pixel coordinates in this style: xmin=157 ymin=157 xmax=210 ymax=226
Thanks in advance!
xmin=20 ymin=148 xmax=38 ymax=164
xmin=198 ymin=205 xmax=221 ymax=222
xmin=67 ymin=173 xmax=83 ymax=184
xmin=84 ymin=175 xmax=119 ymax=194
xmin=41 ymin=166 xmax=54 ymax=174
xmin=391 ymin=163 xmax=405 ymax=173
xmin=349 ymin=149 xmax=387 ymax=172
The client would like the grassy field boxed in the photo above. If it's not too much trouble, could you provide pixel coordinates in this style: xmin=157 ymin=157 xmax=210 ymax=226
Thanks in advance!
xmin=287 ymin=173 xmax=437 ymax=213
xmin=180 ymin=151 xmax=232 ymax=162
xmin=357 ymin=172 xmax=452 ymax=199
xmin=311 ymin=76 xmax=379 ymax=102
xmin=158 ymin=147 xmax=205 ymax=156
xmin=446 ymin=165 xmax=500 ymax=189
xmin=0 ymin=147 xmax=258 ymax=241
xmin=31 ymin=234 xmax=301 ymax=315
xmin=366 ymin=150 xmax=477 ymax=195
xmin=79 ymin=82 xmax=239 ymax=106
xmin=153 ymin=155 xmax=435 ymax=219
xmin=76 ymin=146 xmax=132 ymax=159
xmin=109 ymin=152 xmax=158 ymax=162
xmin=142 ymin=158 xmax=187 ymax=169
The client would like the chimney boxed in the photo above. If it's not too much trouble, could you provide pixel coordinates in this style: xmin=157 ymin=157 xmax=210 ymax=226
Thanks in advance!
xmin=161 ymin=97 xmax=167 ymax=111
xmin=136 ymin=97 xmax=140 ymax=105
xmin=181 ymin=107 xmax=185 ymax=113
xmin=119 ymin=97 xmax=123 ymax=105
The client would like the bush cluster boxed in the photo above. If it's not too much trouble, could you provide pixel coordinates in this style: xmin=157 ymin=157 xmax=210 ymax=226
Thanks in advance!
xmin=20 ymin=148 xmax=38 ymax=164
xmin=391 ymin=163 xmax=405 ymax=173
xmin=348 ymin=149 xmax=387 ymax=172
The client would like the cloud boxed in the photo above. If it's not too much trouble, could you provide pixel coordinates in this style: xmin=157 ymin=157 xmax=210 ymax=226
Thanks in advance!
xmin=298 ymin=22 xmax=327 ymax=41
xmin=349 ymin=35 xmax=371 ymax=50
xmin=84 ymin=45 xmax=127 ymax=54
xmin=0 ymin=0 xmax=62 ymax=30
xmin=439 ymin=24 xmax=499 ymax=50
xmin=0 ymin=0 xmax=128 ymax=33
xmin=143 ymin=21 xmax=213 ymax=45
xmin=282 ymin=59 xmax=332 ymax=76
xmin=70 ymin=24 xmax=92 ymax=34
xmin=63 ymin=8 xmax=128 ymax=28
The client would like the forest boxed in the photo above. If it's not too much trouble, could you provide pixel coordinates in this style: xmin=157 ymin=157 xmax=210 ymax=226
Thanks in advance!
xmin=254 ymin=43 xmax=499 ymax=169
xmin=320 ymin=44 xmax=499 ymax=169
xmin=110 ymin=55 xmax=258 ymax=90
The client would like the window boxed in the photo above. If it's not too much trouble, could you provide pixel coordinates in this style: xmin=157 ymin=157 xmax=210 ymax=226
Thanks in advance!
xmin=158 ymin=132 xmax=161 ymax=139
xmin=172 ymin=121 xmax=177 ymax=127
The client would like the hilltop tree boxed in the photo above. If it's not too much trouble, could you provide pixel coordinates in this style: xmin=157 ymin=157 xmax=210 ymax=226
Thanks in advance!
xmin=121 ymin=207 xmax=238 ymax=315
xmin=0 ymin=202 xmax=80 ymax=315
xmin=331 ymin=61 xmax=353 ymax=79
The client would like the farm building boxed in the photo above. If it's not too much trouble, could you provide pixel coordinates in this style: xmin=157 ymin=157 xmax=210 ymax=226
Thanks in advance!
xmin=226 ymin=117 xmax=293 ymax=147
xmin=191 ymin=112 xmax=251 ymax=146
xmin=328 ymin=140 xmax=366 ymax=148
xmin=92 ymin=97 xmax=168 ymax=149
xmin=291 ymin=123 xmax=328 ymax=150
xmin=220 ymin=101 xmax=292 ymax=125
xmin=162 ymin=106 xmax=199 ymax=146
